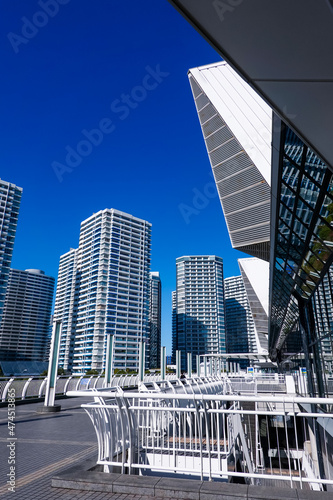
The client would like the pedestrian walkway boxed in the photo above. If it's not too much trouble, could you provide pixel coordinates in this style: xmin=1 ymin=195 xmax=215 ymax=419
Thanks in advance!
xmin=1 ymin=397 xmax=333 ymax=500
xmin=0 ymin=397 xmax=165 ymax=499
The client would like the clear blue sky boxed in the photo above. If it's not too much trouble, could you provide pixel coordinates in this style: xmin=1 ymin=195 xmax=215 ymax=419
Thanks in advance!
xmin=1 ymin=0 xmax=249 ymax=354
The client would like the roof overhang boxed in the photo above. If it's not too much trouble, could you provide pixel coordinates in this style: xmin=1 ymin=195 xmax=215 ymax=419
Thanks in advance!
xmin=168 ymin=0 xmax=333 ymax=170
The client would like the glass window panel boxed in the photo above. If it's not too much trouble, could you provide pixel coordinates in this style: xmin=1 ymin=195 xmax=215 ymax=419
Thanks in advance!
xmin=282 ymin=161 xmax=300 ymax=187
xmin=275 ymin=258 xmax=284 ymax=272
xmin=299 ymin=175 xmax=320 ymax=209
xmin=295 ymin=198 xmax=313 ymax=227
xmin=284 ymin=129 xmax=304 ymax=165
xmin=314 ymin=218 xmax=333 ymax=249
xmin=320 ymin=194 xmax=333 ymax=223
xmin=280 ymin=182 xmax=296 ymax=211
xmin=304 ymin=149 xmax=326 ymax=185
xmin=310 ymin=234 xmax=332 ymax=263
xmin=298 ymin=254 xmax=323 ymax=284
xmin=278 ymin=219 xmax=292 ymax=238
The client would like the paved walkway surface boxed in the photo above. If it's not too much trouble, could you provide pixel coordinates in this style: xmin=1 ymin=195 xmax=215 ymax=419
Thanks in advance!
xmin=0 ymin=397 xmax=165 ymax=500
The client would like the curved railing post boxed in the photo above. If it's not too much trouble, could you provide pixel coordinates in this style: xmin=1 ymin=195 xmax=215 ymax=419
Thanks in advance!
xmin=93 ymin=375 xmax=101 ymax=389
xmin=22 ymin=377 xmax=33 ymax=400
xmin=87 ymin=376 xmax=94 ymax=389
xmin=63 ymin=375 xmax=73 ymax=394
xmin=38 ymin=377 xmax=48 ymax=398
xmin=2 ymin=378 xmax=14 ymax=402
xmin=75 ymin=376 xmax=84 ymax=391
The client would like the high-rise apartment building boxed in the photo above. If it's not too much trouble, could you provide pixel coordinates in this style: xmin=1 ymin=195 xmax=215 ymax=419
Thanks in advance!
xmin=148 ymin=272 xmax=161 ymax=369
xmin=0 ymin=269 xmax=54 ymax=361
xmin=0 ymin=179 xmax=22 ymax=323
xmin=238 ymin=258 xmax=268 ymax=353
xmin=54 ymin=248 xmax=78 ymax=371
xmin=224 ymin=275 xmax=256 ymax=356
xmin=54 ymin=209 xmax=151 ymax=374
xmin=171 ymin=290 xmax=177 ymax=364
xmin=172 ymin=255 xmax=225 ymax=371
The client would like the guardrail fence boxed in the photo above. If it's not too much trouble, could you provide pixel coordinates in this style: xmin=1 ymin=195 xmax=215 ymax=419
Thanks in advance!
xmin=67 ymin=376 xmax=333 ymax=492
xmin=0 ymin=373 xmax=177 ymax=403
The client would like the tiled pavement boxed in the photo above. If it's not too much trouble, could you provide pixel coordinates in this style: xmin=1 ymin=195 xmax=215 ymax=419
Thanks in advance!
xmin=0 ymin=397 xmax=165 ymax=500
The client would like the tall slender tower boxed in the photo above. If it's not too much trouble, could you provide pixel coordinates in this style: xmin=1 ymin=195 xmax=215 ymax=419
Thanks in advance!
xmin=54 ymin=248 xmax=78 ymax=371
xmin=224 ymin=275 xmax=256 ymax=357
xmin=173 ymin=255 xmax=225 ymax=371
xmin=54 ymin=208 xmax=151 ymax=374
xmin=0 ymin=179 xmax=22 ymax=324
xmin=148 ymin=272 xmax=161 ymax=369
xmin=238 ymin=258 xmax=269 ymax=353
xmin=171 ymin=290 xmax=177 ymax=364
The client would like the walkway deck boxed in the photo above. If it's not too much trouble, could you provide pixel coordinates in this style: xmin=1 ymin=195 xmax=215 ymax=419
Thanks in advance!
xmin=1 ymin=397 xmax=333 ymax=500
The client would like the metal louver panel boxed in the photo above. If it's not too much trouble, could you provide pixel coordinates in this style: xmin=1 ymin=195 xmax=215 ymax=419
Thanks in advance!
xmin=218 ymin=165 xmax=264 ymax=198
xmin=232 ymin=224 xmax=270 ymax=246
xmin=238 ymin=242 xmax=270 ymax=262
xmin=213 ymin=153 xmax=253 ymax=182
xmin=189 ymin=64 xmax=272 ymax=261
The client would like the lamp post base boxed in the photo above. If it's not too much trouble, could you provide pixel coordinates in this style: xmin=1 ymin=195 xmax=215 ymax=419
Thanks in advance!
xmin=36 ymin=404 xmax=61 ymax=414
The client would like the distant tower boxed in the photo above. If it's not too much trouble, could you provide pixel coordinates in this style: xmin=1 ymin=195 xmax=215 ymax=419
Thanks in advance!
xmin=54 ymin=208 xmax=151 ymax=374
xmin=238 ymin=258 xmax=269 ymax=353
xmin=171 ymin=290 xmax=177 ymax=364
xmin=224 ymin=275 xmax=256 ymax=359
xmin=0 ymin=179 xmax=22 ymax=324
xmin=148 ymin=272 xmax=161 ymax=369
xmin=0 ymin=269 xmax=54 ymax=361
xmin=173 ymin=255 xmax=225 ymax=371
xmin=54 ymin=248 xmax=78 ymax=371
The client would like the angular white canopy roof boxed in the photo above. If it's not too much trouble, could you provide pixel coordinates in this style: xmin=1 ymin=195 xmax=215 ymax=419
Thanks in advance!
xmin=189 ymin=62 xmax=272 ymax=185
xmin=169 ymin=0 xmax=333 ymax=170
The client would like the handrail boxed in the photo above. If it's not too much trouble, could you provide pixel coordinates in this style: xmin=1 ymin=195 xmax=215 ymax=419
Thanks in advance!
xmin=67 ymin=389 xmax=333 ymax=406
xmin=67 ymin=379 xmax=333 ymax=489
xmin=0 ymin=373 xmax=178 ymax=403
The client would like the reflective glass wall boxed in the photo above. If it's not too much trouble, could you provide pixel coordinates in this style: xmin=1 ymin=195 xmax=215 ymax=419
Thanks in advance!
xmin=270 ymin=124 xmax=333 ymax=396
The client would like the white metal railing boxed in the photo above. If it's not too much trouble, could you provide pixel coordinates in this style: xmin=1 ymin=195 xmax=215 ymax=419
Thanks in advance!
xmin=67 ymin=380 xmax=333 ymax=490
xmin=226 ymin=375 xmax=287 ymax=395
xmin=0 ymin=373 xmax=177 ymax=403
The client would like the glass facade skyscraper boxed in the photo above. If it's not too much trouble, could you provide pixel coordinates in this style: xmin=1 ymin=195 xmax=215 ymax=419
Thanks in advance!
xmin=187 ymin=60 xmax=333 ymax=396
xmin=269 ymin=122 xmax=333 ymax=395
xmin=172 ymin=255 xmax=225 ymax=371
xmin=0 ymin=269 xmax=54 ymax=362
xmin=55 ymin=208 xmax=151 ymax=374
